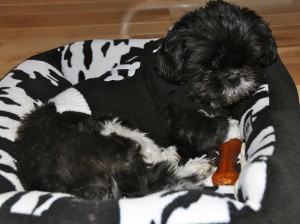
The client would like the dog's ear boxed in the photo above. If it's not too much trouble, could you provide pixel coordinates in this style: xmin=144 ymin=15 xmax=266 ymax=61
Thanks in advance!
xmin=153 ymin=30 xmax=184 ymax=83
xmin=258 ymin=22 xmax=278 ymax=67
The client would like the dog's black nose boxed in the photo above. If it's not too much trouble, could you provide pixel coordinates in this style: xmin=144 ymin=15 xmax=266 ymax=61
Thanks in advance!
xmin=227 ymin=73 xmax=240 ymax=87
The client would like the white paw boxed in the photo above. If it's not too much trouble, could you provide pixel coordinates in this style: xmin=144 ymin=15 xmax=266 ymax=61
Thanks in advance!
xmin=225 ymin=119 xmax=241 ymax=142
xmin=161 ymin=146 xmax=181 ymax=163
xmin=177 ymin=155 xmax=215 ymax=180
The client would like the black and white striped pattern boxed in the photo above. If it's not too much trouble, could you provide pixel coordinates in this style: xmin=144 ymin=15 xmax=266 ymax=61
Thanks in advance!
xmin=0 ymin=39 xmax=283 ymax=223
xmin=0 ymin=191 xmax=73 ymax=216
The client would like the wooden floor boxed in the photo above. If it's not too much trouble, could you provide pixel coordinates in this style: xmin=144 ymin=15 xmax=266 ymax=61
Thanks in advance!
xmin=0 ymin=0 xmax=299 ymax=98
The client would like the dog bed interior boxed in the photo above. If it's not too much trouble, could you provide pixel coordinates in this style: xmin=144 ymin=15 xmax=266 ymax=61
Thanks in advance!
xmin=0 ymin=39 xmax=299 ymax=224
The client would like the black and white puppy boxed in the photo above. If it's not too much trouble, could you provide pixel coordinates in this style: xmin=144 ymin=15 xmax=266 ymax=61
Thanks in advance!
xmin=16 ymin=104 xmax=214 ymax=200
xmin=15 ymin=0 xmax=277 ymax=200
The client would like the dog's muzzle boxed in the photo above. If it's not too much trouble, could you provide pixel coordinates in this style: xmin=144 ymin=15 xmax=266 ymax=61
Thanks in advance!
xmin=226 ymin=73 xmax=241 ymax=88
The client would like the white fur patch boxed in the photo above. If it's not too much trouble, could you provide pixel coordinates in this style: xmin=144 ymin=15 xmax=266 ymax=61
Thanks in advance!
xmin=161 ymin=146 xmax=181 ymax=163
xmin=228 ymin=77 xmax=256 ymax=97
xmin=198 ymin=109 xmax=215 ymax=117
xmin=100 ymin=118 xmax=163 ymax=164
xmin=225 ymin=119 xmax=242 ymax=142
xmin=176 ymin=155 xmax=214 ymax=180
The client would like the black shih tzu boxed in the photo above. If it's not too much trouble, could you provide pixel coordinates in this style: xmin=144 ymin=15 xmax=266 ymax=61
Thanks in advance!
xmin=15 ymin=0 xmax=277 ymax=200
xmin=155 ymin=0 xmax=277 ymax=158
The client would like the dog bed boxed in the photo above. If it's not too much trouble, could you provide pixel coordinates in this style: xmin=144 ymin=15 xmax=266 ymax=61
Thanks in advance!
xmin=0 ymin=39 xmax=299 ymax=223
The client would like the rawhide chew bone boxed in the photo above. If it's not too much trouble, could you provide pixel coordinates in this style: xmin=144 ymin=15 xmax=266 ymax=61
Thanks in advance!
xmin=212 ymin=138 xmax=242 ymax=185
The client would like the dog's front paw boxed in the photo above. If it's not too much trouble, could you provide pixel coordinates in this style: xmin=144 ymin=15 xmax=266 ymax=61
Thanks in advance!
xmin=225 ymin=119 xmax=241 ymax=142
xmin=177 ymin=156 xmax=215 ymax=180
xmin=161 ymin=146 xmax=181 ymax=163
xmin=166 ymin=104 xmax=230 ymax=157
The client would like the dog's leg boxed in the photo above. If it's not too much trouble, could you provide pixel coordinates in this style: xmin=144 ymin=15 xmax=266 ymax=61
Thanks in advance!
xmin=165 ymin=103 xmax=229 ymax=159
xmin=138 ymin=140 xmax=182 ymax=165
xmin=168 ymin=155 xmax=215 ymax=191
xmin=160 ymin=146 xmax=181 ymax=163
xmin=145 ymin=155 xmax=215 ymax=193
xmin=176 ymin=156 xmax=215 ymax=181
xmin=100 ymin=118 xmax=213 ymax=194
xmin=100 ymin=118 xmax=181 ymax=165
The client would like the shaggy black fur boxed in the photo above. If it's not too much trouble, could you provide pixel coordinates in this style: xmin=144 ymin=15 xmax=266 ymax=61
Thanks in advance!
xmin=165 ymin=104 xmax=229 ymax=159
xmin=15 ymin=104 xmax=209 ymax=200
xmin=154 ymin=0 xmax=277 ymax=156
xmin=154 ymin=0 xmax=277 ymax=108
